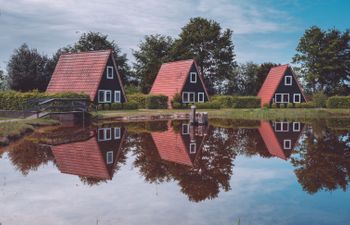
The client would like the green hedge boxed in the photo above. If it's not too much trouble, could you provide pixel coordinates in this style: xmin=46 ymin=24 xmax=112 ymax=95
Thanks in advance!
xmin=128 ymin=94 xmax=147 ymax=108
xmin=211 ymin=95 xmax=235 ymax=108
xmin=0 ymin=90 xmax=89 ymax=110
xmin=145 ymin=95 xmax=168 ymax=109
xmin=194 ymin=101 xmax=221 ymax=109
xmin=234 ymin=96 xmax=260 ymax=108
xmin=110 ymin=101 xmax=138 ymax=110
xmin=326 ymin=96 xmax=350 ymax=108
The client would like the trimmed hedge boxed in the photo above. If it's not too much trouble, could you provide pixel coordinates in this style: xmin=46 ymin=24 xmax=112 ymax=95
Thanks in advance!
xmin=145 ymin=95 xmax=168 ymax=109
xmin=211 ymin=95 xmax=235 ymax=108
xmin=234 ymin=96 xmax=260 ymax=108
xmin=128 ymin=94 xmax=147 ymax=109
xmin=110 ymin=101 xmax=138 ymax=110
xmin=295 ymin=102 xmax=315 ymax=108
xmin=0 ymin=90 xmax=89 ymax=110
xmin=194 ymin=101 xmax=221 ymax=109
xmin=327 ymin=96 xmax=350 ymax=108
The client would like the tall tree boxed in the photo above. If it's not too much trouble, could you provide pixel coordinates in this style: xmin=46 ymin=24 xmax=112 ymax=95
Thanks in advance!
xmin=7 ymin=44 xmax=51 ymax=91
xmin=255 ymin=62 xmax=280 ymax=92
xmin=172 ymin=17 xmax=237 ymax=94
xmin=234 ymin=62 xmax=259 ymax=96
xmin=133 ymin=34 xmax=173 ymax=93
xmin=293 ymin=26 xmax=350 ymax=95
xmin=53 ymin=32 xmax=130 ymax=84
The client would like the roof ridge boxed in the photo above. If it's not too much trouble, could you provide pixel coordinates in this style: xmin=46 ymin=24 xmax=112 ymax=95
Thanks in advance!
xmin=61 ymin=49 xmax=112 ymax=56
xmin=162 ymin=59 xmax=194 ymax=65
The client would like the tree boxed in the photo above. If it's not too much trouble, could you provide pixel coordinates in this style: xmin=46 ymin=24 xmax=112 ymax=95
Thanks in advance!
xmin=256 ymin=62 xmax=280 ymax=92
xmin=0 ymin=69 xmax=5 ymax=89
xmin=7 ymin=44 xmax=51 ymax=91
xmin=53 ymin=32 xmax=131 ymax=84
xmin=293 ymin=26 xmax=350 ymax=95
xmin=172 ymin=17 xmax=237 ymax=94
xmin=133 ymin=34 xmax=173 ymax=93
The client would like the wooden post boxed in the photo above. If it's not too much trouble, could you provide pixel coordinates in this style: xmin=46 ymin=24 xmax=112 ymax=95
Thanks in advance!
xmin=190 ymin=105 xmax=196 ymax=124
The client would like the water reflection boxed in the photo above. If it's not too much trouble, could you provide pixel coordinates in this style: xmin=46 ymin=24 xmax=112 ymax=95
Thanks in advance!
xmin=3 ymin=119 xmax=350 ymax=201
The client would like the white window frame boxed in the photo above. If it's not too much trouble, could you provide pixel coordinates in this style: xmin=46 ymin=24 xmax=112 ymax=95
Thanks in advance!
xmin=182 ymin=124 xmax=189 ymax=135
xmin=107 ymin=66 xmax=114 ymax=79
xmin=190 ymin=72 xmax=197 ymax=83
xmin=182 ymin=92 xmax=195 ymax=103
xmin=190 ymin=142 xmax=196 ymax=154
xmin=293 ymin=122 xmax=300 ymax=132
xmin=114 ymin=127 xmax=121 ymax=139
xmin=275 ymin=122 xmax=289 ymax=132
xmin=98 ymin=90 xmax=112 ymax=103
xmin=198 ymin=92 xmax=204 ymax=103
xmin=114 ymin=90 xmax=121 ymax=103
xmin=274 ymin=93 xmax=289 ymax=104
xmin=293 ymin=93 xmax=301 ymax=103
xmin=283 ymin=139 xmax=292 ymax=149
xmin=284 ymin=75 xmax=292 ymax=86
xmin=97 ymin=128 xmax=112 ymax=141
xmin=106 ymin=151 xmax=113 ymax=164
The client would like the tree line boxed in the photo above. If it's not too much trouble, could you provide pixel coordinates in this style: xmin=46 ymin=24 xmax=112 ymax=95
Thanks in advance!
xmin=2 ymin=18 xmax=350 ymax=96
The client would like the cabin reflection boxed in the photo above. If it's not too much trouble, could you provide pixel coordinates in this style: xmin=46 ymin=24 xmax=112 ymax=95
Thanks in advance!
xmin=51 ymin=126 xmax=126 ymax=182
xmin=258 ymin=121 xmax=305 ymax=160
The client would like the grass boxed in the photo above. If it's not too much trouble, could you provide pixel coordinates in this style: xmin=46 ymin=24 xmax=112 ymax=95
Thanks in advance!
xmin=95 ymin=108 xmax=350 ymax=121
xmin=0 ymin=118 xmax=59 ymax=146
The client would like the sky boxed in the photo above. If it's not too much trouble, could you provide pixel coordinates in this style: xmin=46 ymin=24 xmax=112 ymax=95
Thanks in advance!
xmin=1 ymin=0 xmax=350 ymax=72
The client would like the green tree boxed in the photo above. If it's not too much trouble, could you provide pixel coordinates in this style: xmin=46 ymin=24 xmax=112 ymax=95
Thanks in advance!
xmin=293 ymin=26 xmax=350 ymax=95
xmin=172 ymin=17 xmax=237 ymax=94
xmin=256 ymin=62 xmax=280 ymax=92
xmin=133 ymin=34 xmax=173 ymax=93
xmin=53 ymin=32 xmax=130 ymax=84
xmin=7 ymin=44 xmax=51 ymax=91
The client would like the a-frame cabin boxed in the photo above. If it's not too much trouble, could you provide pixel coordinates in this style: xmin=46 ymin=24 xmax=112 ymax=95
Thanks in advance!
xmin=258 ymin=64 xmax=307 ymax=107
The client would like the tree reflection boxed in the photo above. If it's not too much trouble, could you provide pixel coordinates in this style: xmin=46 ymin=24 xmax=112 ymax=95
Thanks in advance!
xmin=291 ymin=128 xmax=350 ymax=194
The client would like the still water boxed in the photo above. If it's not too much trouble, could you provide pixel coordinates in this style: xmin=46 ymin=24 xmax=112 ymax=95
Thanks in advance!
xmin=1 ymin=119 xmax=350 ymax=225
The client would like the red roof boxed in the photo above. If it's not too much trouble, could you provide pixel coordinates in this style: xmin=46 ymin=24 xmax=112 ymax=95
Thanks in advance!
xmin=151 ymin=125 xmax=193 ymax=167
xmin=150 ymin=59 xmax=209 ymax=107
xmin=258 ymin=121 xmax=287 ymax=160
xmin=52 ymin=135 xmax=112 ymax=179
xmin=47 ymin=50 xmax=124 ymax=100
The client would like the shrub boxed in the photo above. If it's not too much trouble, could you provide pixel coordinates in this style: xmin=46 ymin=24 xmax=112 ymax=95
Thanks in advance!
xmin=287 ymin=103 xmax=294 ymax=108
xmin=234 ymin=96 xmax=260 ymax=108
xmin=312 ymin=92 xmax=327 ymax=108
xmin=123 ymin=101 xmax=138 ymax=110
xmin=172 ymin=102 xmax=185 ymax=109
xmin=211 ymin=95 xmax=235 ymax=108
xmin=271 ymin=103 xmax=278 ymax=108
xmin=145 ymin=95 xmax=168 ymax=109
xmin=195 ymin=101 xmax=221 ymax=109
xmin=128 ymin=93 xmax=147 ymax=108
xmin=327 ymin=96 xmax=350 ymax=108
xmin=110 ymin=103 xmax=123 ymax=110
xmin=296 ymin=102 xmax=315 ymax=108
xmin=263 ymin=103 xmax=270 ymax=109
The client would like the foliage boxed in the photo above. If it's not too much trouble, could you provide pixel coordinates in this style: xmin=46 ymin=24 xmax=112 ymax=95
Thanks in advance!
xmin=133 ymin=34 xmax=174 ymax=93
xmin=327 ymin=96 xmax=350 ymax=108
xmin=124 ymin=84 xmax=141 ymax=95
xmin=7 ymin=44 xmax=52 ymax=91
xmin=110 ymin=101 xmax=138 ymax=110
xmin=293 ymin=26 xmax=350 ymax=95
xmin=211 ymin=95 xmax=236 ymax=108
xmin=312 ymin=91 xmax=328 ymax=108
xmin=171 ymin=17 xmax=236 ymax=94
xmin=145 ymin=95 xmax=168 ymax=109
xmin=195 ymin=101 xmax=221 ymax=109
xmin=0 ymin=90 xmax=88 ymax=110
xmin=128 ymin=93 xmax=147 ymax=108
xmin=233 ymin=96 xmax=261 ymax=108
xmin=295 ymin=102 xmax=315 ymax=108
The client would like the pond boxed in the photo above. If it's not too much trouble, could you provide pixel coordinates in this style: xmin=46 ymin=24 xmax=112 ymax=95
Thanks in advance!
xmin=1 ymin=118 xmax=350 ymax=225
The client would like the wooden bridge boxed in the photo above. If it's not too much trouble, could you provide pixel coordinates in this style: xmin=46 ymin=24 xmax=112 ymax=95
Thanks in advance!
xmin=23 ymin=98 xmax=94 ymax=119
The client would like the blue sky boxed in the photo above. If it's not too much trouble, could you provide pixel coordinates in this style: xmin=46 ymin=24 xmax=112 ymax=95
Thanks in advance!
xmin=0 ymin=0 xmax=350 ymax=72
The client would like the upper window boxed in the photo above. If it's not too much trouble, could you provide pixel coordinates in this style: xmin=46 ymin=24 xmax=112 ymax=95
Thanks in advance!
xmin=182 ymin=124 xmax=189 ymax=135
xmin=190 ymin=72 xmax=197 ymax=83
xmin=107 ymin=66 xmax=114 ymax=79
xmin=198 ymin=92 xmax=204 ymax=103
xmin=284 ymin=75 xmax=292 ymax=86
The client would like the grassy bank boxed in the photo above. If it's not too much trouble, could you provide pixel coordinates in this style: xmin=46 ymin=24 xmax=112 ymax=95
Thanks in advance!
xmin=95 ymin=108 xmax=350 ymax=121
xmin=0 ymin=119 xmax=59 ymax=146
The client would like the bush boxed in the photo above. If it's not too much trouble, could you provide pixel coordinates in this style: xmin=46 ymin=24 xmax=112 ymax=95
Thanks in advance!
xmin=128 ymin=94 xmax=147 ymax=108
xmin=123 ymin=101 xmax=138 ymax=110
xmin=327 ymin=96 xmax=350 ymax=108
xmin=211 ymin=95 xmax=235 ymax=108
xmin=0 ymin=90 xmax=89 ymax=110
xmin=295 ymin=102 xmax=315 ymax=108
xmin=271 ymin=103 xmax=278 ymax=108
xmin=110 ymin=103 xmax=123 ymax=110
xmin=313 ymin=92 xmax=327 ymax=108
xmin=195 ymin=101 xmax=221 ymax=109
xmin=145 ymin=95 xmax=168 ymax=109
xmin=173 ymin=102 xmax=186 ymax=109
xmin=287 ymin=103 xmax=294 ymax=108
xmin=234 ymin=96 xmax=260 ymax=108
xmin=263 ymin=103 xmax=270 ymax=109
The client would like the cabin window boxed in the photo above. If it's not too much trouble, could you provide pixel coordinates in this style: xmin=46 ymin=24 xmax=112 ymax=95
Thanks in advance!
xmin=284 ymin=76 xmax=292 ymax=86
xmin=293 ymin=93 xmax=301 ymax=103
xmin=182 ymin=124 xmax=189 ymax=135
xmin=106 ymin=151 xmax=113 ymax=164
xmin=283 ymin=139 xmax=292 ymax=149
xmin=293 ymin=122 xmax=300 ymax=132
xmin=190 ymin=72 xmax=197 ymax=83
xmin=98 ymin=90 xmax=112 ymax=103
xmin=190 ymin=142 xmax=196 ymax=154
xmin=275 ymin=122 xmax=289 ymax=132
xmin=114 ymin=91 xmax=121 ymax=103
xmin=114 ymin=127 xmax=121 ymax=139
xmin=98 ymin=128 xmax=112 ymax=141
xmin=107 ymin=66 xmax=114 ymax=79
xmin=182 ymin=92 xmax=195 ymax=103
xmin=198 ymin=92 xmax=204 ymax=103
xmin=274 ymin=93 xmax=289 ymax=103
